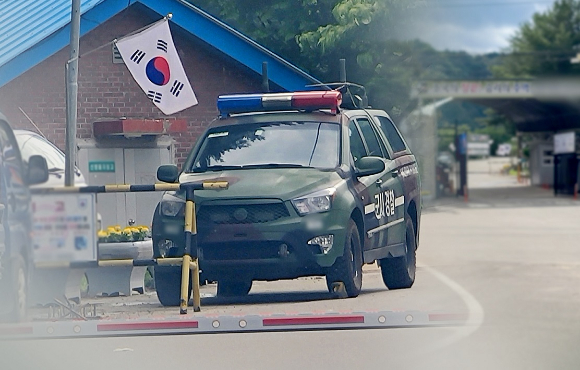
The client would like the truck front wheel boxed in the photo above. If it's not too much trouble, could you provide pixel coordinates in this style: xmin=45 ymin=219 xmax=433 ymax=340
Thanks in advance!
xmin=325 ymin=220 xmax=363 ymax=298
xmin=154 ymin=265 xmax=191 ymax=307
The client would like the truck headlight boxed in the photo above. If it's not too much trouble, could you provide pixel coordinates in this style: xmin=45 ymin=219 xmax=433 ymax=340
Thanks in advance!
xmin=291 ymin=188 xmax=336 ymax=216
xmin=160 ymin=201 xmax=185 ymax=217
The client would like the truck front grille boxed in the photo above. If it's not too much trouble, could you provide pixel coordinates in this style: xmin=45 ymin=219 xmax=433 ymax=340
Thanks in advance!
xmin=197 ymin=203 xmax=289 ymax=224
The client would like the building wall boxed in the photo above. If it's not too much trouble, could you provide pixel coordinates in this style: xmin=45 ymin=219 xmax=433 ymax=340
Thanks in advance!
xmin=0 ymin=6 xmax=262 ymax=166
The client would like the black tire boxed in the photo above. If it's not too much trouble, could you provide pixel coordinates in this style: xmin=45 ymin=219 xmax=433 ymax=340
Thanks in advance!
xmin=325 ymin=220 xmax=363 ymax=298
xmin=380 ymin=216 xmax=416 ymax=289
xmin=217 ymin=279 xmax=252 ymax=297
xmin=154 ymin=265 xmax=191 ymax=306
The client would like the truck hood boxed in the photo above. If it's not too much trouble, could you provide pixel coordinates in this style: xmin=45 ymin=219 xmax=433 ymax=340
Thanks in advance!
xmin=171 ymin=168 xmax=344 ymax=202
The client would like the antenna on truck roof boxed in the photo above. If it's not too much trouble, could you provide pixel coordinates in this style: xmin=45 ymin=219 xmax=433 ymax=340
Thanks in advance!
xmin=306 ymin=59 xmax=369 ymax=109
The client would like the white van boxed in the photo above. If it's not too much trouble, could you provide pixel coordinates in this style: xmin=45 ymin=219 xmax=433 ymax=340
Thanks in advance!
xmin=14 ymin=130 xmax=87 ymax=187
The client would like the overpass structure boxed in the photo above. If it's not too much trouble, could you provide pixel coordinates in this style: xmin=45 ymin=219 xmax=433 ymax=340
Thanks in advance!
xmin=401 ymin=79 xmax=580 ymax=200
xmin=411 ymin=79 xmax=580 ymax=133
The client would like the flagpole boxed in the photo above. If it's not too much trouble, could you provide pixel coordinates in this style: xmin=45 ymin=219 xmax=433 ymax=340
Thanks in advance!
xmin=63 ymin=11 xmax=172 ymax=186
xmin=65 ymin=0 xmax=81 ymax=186
xmin=64 ymin=14 xmax=172 ymax=65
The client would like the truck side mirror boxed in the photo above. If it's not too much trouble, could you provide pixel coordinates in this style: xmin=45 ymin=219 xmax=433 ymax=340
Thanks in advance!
xmin=355 ymin=156 xmax=385 ymax=177
xmin=27 ymin=154 xmax=49 ymax=185
xmin=157 ymin=165 xmax=179 ymax=183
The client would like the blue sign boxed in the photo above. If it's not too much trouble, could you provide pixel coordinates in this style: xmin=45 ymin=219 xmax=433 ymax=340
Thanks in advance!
xmin=459 ymin=133 xmax=468 ymax=155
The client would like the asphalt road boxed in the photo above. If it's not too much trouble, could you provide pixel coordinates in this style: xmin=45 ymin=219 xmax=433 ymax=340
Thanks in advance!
xmin=2 ymin=161 xmax=580 ymax=370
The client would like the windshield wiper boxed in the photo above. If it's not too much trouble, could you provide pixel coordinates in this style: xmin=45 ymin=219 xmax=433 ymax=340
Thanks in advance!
xmin=191 ymin=165 xmax=244 ymax=173
xmin=240 ymin=163 xmax=313 ymax=169
xmin=191 ymin=163 xmax=313 ymax=173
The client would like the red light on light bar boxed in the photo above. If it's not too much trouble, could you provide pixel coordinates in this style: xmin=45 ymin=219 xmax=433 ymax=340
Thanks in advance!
xmin=292 ymin=91 xmax=342 ymax=111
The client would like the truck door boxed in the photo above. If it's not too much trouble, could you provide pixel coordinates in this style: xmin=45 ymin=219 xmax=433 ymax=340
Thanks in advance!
xmin=348 ymin=117 xmax=401 ymax=253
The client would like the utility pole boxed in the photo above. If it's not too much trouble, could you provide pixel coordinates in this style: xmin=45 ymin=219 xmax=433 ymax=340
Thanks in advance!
xmin=65 ymin=0 xmax=81 ymax=186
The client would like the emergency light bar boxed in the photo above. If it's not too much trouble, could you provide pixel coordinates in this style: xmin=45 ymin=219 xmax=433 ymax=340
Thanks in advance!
xmin=217 ymin=91 xmax=342 ymax=116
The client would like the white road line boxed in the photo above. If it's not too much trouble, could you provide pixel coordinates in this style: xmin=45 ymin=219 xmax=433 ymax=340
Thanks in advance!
xmin=364 ymin=203 xmax=375 ymax=215
xmin=420 ymin=264 xmax=485 ymax=348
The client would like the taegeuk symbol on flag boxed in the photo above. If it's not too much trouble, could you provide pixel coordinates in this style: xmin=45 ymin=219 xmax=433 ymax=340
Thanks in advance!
xmin=115 ymin=19 xmax=198 ymax=115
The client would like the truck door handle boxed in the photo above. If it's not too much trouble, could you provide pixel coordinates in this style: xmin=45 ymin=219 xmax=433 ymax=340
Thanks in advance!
xmin=391 ymin=171 xmax=398 ymax=178
xmin=376 ymin=179 xmax=383 ymax=186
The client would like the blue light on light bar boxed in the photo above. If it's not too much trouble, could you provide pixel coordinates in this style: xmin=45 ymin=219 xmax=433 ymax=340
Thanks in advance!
xmin=217 ymin=94 xmax=263 ymax=116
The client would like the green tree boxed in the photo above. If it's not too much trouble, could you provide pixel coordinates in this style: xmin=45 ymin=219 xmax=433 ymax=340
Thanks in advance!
xmin=191 ymin=0 xmax=425 ymax=115
xmin=493 ymin=0 xmax=580 ymax=78
xmin=189 ymin=1 xmax=496 ymax=118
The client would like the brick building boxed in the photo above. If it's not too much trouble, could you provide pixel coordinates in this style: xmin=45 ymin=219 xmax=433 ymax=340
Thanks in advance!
xmin=0 ymin=0 xmax=320 ymax=165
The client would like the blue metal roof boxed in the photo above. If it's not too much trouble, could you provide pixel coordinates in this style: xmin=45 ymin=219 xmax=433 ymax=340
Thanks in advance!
xmin=0 ymin=0 xmax=322 ymax=91
xmin=0 ymin=0 xmax=104 ymax=72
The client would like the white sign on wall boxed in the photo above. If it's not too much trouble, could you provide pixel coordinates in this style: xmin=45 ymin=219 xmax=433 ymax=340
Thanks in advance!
xmin=31 ymin=193 xmax=97 ymax=263
xmin=553 ymin=132 xmax=576 ymax=155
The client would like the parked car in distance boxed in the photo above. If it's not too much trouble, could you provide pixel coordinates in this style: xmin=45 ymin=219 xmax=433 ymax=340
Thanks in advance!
xmin=496 ymin=143 xmax=512 ymax=157
xmin=0 ymin=115 xmax=49 ymax=322
xmin=14 ymin=130 xmax=87 ymax=187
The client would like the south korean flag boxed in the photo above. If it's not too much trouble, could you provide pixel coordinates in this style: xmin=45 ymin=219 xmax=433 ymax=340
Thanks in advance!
xmin=115 ymin=19 xmax=198 ymax=115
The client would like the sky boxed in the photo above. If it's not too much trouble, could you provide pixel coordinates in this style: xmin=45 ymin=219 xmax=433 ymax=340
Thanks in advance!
xmin=402 ymin=0 xmax=557 ymax=54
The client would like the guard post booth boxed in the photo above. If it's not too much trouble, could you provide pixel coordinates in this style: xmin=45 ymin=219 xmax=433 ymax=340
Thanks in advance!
xmin=76 ymin=119 xmax=187 ymax=297
xmin=553 ymin=131 xmax=579 ymax=196
xmin=77 ymin=119 xmax=186 ymax=228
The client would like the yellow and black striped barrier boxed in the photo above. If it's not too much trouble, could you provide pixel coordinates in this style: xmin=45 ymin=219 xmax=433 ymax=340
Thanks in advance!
xmin=32 ymin=180 xmax=229 ymax=314
xmin=31 ymin=181 xmax=229 ymax=195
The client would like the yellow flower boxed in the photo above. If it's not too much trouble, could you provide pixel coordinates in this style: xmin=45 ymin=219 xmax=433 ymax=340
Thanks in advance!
xmin=97 ymin=230 xmax=109 ymax=238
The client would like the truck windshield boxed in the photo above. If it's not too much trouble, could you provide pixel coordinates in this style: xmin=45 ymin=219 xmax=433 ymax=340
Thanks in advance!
xmin=189 ymin=121 xmax=340 ymax=172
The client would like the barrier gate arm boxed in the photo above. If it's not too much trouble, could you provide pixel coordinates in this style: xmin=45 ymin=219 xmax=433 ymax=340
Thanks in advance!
xmin=31 ymin=180 xmax=229 ymax=315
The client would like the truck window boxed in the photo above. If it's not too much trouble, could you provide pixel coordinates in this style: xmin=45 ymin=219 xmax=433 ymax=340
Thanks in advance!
xmin=375 ymin=116 xmax=407 ymax=153
xmin=348 ymin=120 xmax=367 ymax=163
xmin=356 ymin=117 xmax=387 ymax=158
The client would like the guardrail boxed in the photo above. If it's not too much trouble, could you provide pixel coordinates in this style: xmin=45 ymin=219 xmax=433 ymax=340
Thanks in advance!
xmin=31 ymin=181 xmax=229 ymax=314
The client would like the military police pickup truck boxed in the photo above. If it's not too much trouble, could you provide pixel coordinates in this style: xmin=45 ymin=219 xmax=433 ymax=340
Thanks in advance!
xmin=152 ymin=90 xmax=421 ymax=306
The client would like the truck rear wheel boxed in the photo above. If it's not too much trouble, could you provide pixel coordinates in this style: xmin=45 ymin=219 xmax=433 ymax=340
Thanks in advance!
xmin=380 ymin=217 xmax=416 ymax=289
xmin=154 ymin=265 xmax=191 ymax=306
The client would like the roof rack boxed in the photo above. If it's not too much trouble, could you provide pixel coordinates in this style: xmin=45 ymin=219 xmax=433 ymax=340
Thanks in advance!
xmin=306 ymin=82 xmax=369 ymax=110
